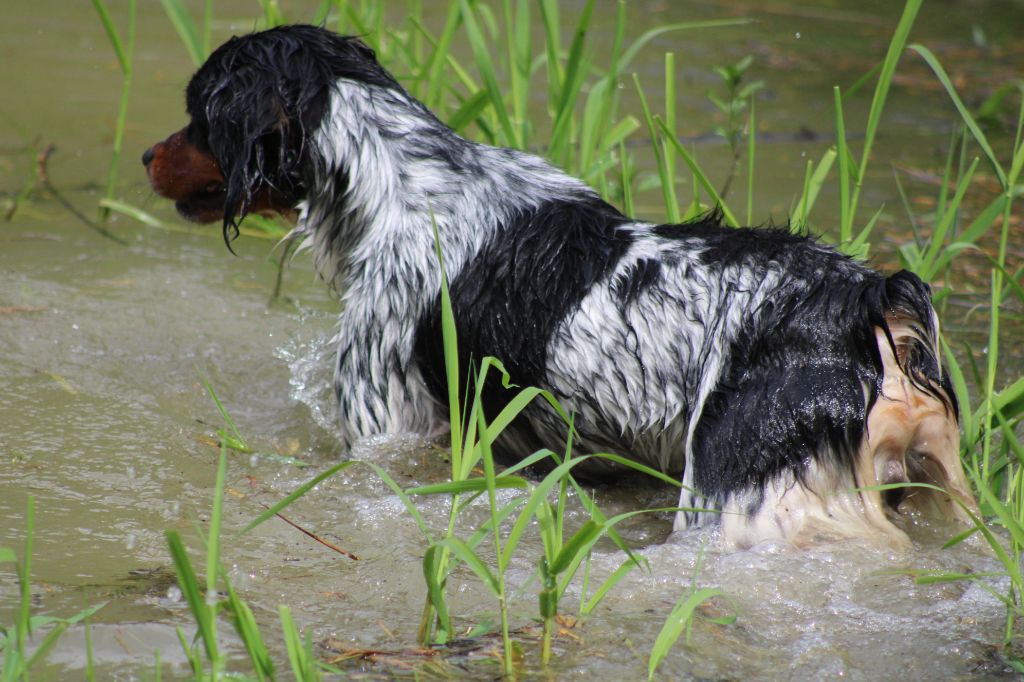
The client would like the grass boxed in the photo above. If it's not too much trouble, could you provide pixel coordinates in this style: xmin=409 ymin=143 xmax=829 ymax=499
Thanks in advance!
xmin=3 ymin=0 xmax=1016 ymax=677
xmin=91 ymin=0 xmax=136 ymax=223
xmin=0 ymin=497 xmax=105 ymax=682
xmin=165 ymin=387 xmax=351 ymax=681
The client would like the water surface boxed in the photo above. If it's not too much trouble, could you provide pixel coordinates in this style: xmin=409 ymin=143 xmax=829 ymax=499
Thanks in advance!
xmin=1 ymin=0 xmax=1022 ymax=678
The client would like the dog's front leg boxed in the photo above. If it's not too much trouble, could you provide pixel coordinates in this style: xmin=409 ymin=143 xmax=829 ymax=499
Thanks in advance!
xmin=332 ymin=313 xmax=441 ymax=450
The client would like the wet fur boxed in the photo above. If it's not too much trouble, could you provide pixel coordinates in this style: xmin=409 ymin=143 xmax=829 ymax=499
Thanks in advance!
xmin=144 ymin=25 xmax=978 ymax=549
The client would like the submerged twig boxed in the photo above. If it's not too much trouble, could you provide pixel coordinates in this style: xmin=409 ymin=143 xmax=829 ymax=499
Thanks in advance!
xmin=36 ymin=144 xmax=128 ymax=246
xmin=260 ymin=503 xmax=360 ymax=560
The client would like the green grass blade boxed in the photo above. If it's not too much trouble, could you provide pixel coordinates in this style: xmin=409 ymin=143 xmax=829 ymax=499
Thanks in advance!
xmin=460 ymin=0 xmax=518 ymax=146
xmin=791 ymin=146 xmax=837 ymax=230
xmin=909 ymin=44 xmax=1007 ymax=188
xmin=91 ymin=0 xmax=128 ymax=73
xmin=648 ymin=587 xmax=735 ymax=680
xmin=503 ymin=0 xmax=532 ymax=148
xmin=96 ymin=0 xmax=135 ymax=222
xmin=842 ymin=61 xmax=883 ymax=100
xmin=919 ymin=156 xmax=979 ymax=279
xmin=446 ymin=89 xmax=491 ymax=132
xmin=99 ymin=199 xmax=166 ymax=228
xmin=500 ymin=456 xmax=594 ymax=569
xmin=617 ymin=19 xmax=751 ymax=72
xmin=660 ymin=52 xmax=681 ymax=221
xmin=538 ymin=0 xmax=564 ymax=113
xmin=746 ymin=96 xmax=756 ymax=225
xmin=159 ymin=0 xmax=205 ymax=65
xmin=462 ymin=496 xmax=529 ymax=557
xmin=279 ymin=605 xmax=311 ymax=682
xmin=833 ymin=86 xmax=851 ymax=239
xmin=959 ymin=485 xmax=1024 ymax=585
xmin=847 ymin=0 xmax=922 ymax=231
xmin=555 ymin=506 xmax=697 ymax=599
xmin=620 ymin=139 xmax=634 ymax=216
xmin=238 ymin=460 xmax=358 ymax=536
xmin=200 ymin=377 xmax=247 ymax=457
xmin=587 ymin=451 xmax=683 ymax=488
xmin=436 ymin=537 xmax=500 ymax=594
xmin=431 ymin=214 xmax=465 ymax=473
xmin=225 ymin=581 xmax=273 ymax=681
xmin=549 ymin=520 xmax=603 ymax=575
xmin=992 ymin=376 xmax=1024 ymax=420
xmin=24 ymin=622 xmax=70 ymax=671
xmin=407 ymin=476 xmax=530 ymax=496
xmin=656 ymin=116 xmax=740 ymax=226
xmin=422 ymin=545 xmax=453 ymax=639
xmin=485 ymin=384 xmax=569 ymax=448
xmin=632 ymin=78 xmax=678 ymax=223
xmin=497 ymin=447 xmax=560 ymax=477
xmin=942 ymin=339 xmax=975 ymax=443
xmin=548 ymin=0 xmax=596 ymax=163
xmin=165 ymin=530 xmax=218 ymax=664
xmin=204 ymin=444 xmax=228 ymax=616
xmin=847 ymin=203 xmax=884 ymax=257
xmin=929 ymin=193 xmax=1007 ymax=278
xmin=424 ymin=4 xmax=462 ymax=110
xmin=362 ymin=461 xmax=437 ymax=543
xmin=581 ymin=558 xmax=640 ymax=615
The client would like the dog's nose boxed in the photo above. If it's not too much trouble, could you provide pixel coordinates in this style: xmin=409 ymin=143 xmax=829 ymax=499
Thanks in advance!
xmin=141 ymin=147 xmax=155 ymax=167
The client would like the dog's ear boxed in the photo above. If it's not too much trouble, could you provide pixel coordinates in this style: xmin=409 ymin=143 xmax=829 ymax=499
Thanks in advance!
xmin=183 ymin=27 xmax=398 ymax=243
xmin=186 ymin=60 xmax=314 ymax=241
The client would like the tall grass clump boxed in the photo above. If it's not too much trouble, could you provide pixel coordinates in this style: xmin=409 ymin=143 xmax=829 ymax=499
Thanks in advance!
xmin=1 ymin=497 xmax=105 ymax=681
xmin=900 ymin=47 xmax=1024 ymax=663
xmin=334 ymin=0 xmax=748 ymax=204
xmin=164 ymin=381 xmax=355 ymax=680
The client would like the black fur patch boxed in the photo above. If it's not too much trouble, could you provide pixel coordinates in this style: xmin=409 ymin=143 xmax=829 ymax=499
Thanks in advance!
xmin=413 ymin=195 xmax=632 ymax=419
xmin=612 ymin=258 xmax=662 ymax=304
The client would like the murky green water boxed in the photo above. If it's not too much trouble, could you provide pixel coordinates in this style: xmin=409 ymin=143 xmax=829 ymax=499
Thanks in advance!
xmin=1 ymin=0 xmax=1022 ymax=678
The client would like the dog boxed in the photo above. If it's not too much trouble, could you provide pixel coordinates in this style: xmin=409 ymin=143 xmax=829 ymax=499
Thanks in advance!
xmin=144 ymin=24 xmax=978 ymax=549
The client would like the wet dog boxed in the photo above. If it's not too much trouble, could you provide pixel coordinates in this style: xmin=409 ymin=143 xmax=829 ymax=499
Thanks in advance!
xmin=144 ymin=25 xmax=977 ymax=549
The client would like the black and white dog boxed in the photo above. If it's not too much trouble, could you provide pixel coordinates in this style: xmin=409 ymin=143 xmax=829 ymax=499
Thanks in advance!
xmin=144 ymin=25 xmax=977 ymax=549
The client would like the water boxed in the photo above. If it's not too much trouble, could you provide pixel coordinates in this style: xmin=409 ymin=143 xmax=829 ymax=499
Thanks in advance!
xmin=1 ymin=0 xmax=1022 ymax=678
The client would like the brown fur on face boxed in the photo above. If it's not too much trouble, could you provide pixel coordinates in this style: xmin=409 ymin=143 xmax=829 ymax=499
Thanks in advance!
xmin=142 ymin=127 xmax=295 ymax=224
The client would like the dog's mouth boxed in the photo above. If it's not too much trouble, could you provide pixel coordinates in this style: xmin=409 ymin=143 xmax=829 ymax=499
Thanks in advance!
xmin=143 ymin=126 xmax=230 ymax=224
xmin=144 ymin=126 xmax=300 ymax=226
xmin=174 ymin=182 xmax=228 ymax=223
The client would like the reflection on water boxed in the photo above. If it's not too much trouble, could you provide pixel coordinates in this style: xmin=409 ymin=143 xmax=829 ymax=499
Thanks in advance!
xmin=1 ymin=0 xmax=1022 ymax=678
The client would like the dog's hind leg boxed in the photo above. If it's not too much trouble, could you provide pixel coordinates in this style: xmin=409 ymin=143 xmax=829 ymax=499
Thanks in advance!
xmin=858 ymin=322 xmax=978 ymax=528
xmin=683 ymin=356 xmax=915 ymax=549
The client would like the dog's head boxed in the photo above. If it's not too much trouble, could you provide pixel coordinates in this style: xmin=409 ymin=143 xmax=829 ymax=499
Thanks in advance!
xmin=143 ymin=25 xmax=398 ymax=241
